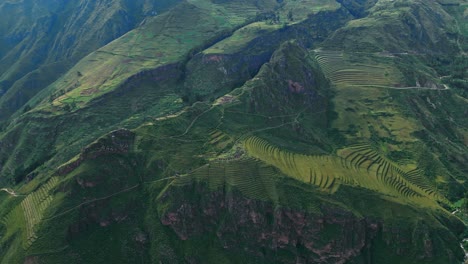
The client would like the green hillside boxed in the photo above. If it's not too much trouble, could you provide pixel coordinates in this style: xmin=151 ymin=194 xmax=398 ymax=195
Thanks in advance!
xmin=0 ymin=0 xmax=182 ymax=121
xmin=0 ymin=0 xmax=467 ymax=263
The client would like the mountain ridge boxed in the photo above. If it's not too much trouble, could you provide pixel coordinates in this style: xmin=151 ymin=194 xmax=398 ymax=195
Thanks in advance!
xmin=0 ymin=0 xmax=467 ymax=263
xmin=0 ymin=0 xmax=182 ymax=121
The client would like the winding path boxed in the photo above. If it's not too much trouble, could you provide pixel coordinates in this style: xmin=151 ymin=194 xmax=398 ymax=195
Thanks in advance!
xmin=44 ymin=175 xmax=183 ymax=220
xmin=0 ymin=188 xmax=21 ymax=197
xmin=349 ymin=84 xmax=450 ymax=90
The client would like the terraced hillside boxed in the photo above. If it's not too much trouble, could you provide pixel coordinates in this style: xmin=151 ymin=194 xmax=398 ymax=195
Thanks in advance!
xmin=173 ymin=159 xmax=279 ymax=202
xmin=314 ymin=50 xmax=405 ymax=88
xmin=0 ymin=0 xmax=355 ymax=186
xmin=244 ymin=136 xmax=446 ymax=207
xmin=313 ymin=49 xmax=451 ymax=90
xmin=2 ymin=177 xmax=58 ymax=249
xmin=0 ymin=0 xmax=467 ymax=263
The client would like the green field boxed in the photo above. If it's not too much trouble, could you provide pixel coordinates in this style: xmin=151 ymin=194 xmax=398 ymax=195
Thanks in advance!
xmin=2 ymin=177 xmax=58 ymax=249
xmin=244 ymin=136 xmax=445 ymax=207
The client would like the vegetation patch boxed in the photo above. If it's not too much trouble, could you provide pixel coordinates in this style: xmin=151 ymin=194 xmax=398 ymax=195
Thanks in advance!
xmin=244 ymin=136 xmax=447 ymax=207
xmin=313 ymin=49 xmax=405 ymax=88
xmin=172 ymin=158 xmax=279 ymax=202
xmin=2 ymin=177 xmax=59 ymax=249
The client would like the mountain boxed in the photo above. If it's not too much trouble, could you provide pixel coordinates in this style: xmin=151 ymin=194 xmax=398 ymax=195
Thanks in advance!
xmin=0 ymin=0 xmax=467 ymax=263
xmin=0 ymin=0 xmax=181 ymax=121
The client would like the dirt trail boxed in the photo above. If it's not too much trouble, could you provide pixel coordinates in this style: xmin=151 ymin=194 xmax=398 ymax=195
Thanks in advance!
xmin=0 ymin=188 xmax=20 ymax=197
xmin=44 ymin=175 xmax=181 ymax=220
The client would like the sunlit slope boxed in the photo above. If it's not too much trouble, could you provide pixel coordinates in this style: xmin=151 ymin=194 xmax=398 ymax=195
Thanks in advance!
xmin=0 ymin=0 xmax=181 ymax=120
xmin=2 ymin=177 xmax=58 ymax=249
xmin=311 ymin=1 xmax=467 ymax=202
xmin=34 ymin=0 xmax=278 ymax=111
xmin=314 ymin=50 xmax=405 ymax=88
xmin=323 ymin=0 xmax=460 ymax=54
xmin=172 ymin=159 xmax=280 ymax=203
xmin=0 ymin=0 xmax=466 ymax=262
xmin=0 ymin=33 xmax=465 ymax=262
xmin=0 ymin=0 xmax=284 ymax=182
xmin=244 ymin=136 xmax=446 ymax=207
xmin=313 ymin=48 xmax=451 ymax=90
xmin=204 ymin=0 xmax=340 ymax=54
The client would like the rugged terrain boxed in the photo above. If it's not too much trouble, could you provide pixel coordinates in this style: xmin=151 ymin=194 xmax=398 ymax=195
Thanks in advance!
xmin=0 ymin=0 xmax=467 ymax=263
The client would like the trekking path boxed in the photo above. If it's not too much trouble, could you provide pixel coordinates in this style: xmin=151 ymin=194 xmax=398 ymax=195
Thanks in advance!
xmin=44 ymin=175 xmax=184 ymax=220
xmin=0 ymin=188 xmax=24 ymax=197
xmin=43 ymin=184 xmax=140 ymax=221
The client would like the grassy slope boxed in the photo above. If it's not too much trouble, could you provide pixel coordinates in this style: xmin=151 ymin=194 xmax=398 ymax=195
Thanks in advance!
xmin=0 ymin=0 xmax=182 ymax=121
xmin=1 ymin=39 xmax=465 ymax=263
xmin=320 ymin=0 xmax=468 ymax=201
xmin=0 ymin=0 xmax=281 ymax=183
xmin=34 ymin=0 xmax=276 ymax=110
xmin=0 ymin=0 xmax=354 ymax=185
xmin=0 ymin=0 xmax=467 ymax=263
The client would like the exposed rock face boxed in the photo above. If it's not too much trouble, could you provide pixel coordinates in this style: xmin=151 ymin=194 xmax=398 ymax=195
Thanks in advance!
xmin=57 ymin=129 xmax=135 ymax=175
xmin=159 ymin=183 xmax=464 ymax=264
xmin=160 ymin=184 xmax=373 ymax=263
xmin=183 ymin=51 xmax=273 ymax=102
